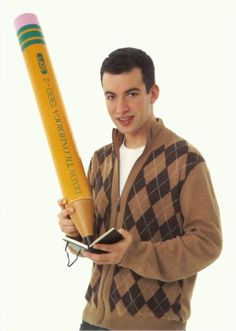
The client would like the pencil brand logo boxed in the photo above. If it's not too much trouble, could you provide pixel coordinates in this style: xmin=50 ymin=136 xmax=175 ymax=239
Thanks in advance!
xmin=37 ymin=53 xmax=47 ymax=74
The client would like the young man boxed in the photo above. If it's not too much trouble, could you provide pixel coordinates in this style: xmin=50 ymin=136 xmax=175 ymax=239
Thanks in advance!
xmin=58 ymin=48 xmax=222 ymax=330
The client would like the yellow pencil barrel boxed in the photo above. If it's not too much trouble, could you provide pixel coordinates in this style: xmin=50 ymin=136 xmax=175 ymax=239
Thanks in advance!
xmin=15 ymin=13 xmax=94 ymax=244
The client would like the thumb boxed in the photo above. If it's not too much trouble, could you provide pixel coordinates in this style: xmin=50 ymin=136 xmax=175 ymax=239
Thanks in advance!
xmin=118 ymin=228 xmax=129 ymax=239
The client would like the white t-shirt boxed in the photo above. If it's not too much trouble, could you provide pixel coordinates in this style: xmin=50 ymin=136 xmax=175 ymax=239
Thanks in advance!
xmin=119 ymin=141 xmax=145 ymax=195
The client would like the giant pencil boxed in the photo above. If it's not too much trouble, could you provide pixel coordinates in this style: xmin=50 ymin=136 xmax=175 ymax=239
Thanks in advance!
xmin=15 ymin=13 xmax=94 ymax=245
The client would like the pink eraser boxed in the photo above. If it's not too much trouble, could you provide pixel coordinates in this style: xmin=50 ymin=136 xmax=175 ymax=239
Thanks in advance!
xmin=14 ymin=13 xmax=40 ymax=31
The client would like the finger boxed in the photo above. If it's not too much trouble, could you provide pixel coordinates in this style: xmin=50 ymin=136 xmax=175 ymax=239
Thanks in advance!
xmin=118 ymin=228 xmax=133 ymax=243
xmin=64 ymin=207 xmax=74 ymax=217
xmin=93 ymin=243 xmax=115 ymax=252
xmin=59 ymin=222 xmax=78 ymax=234
xmin=118 ymin=228 xmax=128 ymax=238
xmin=57 ymin=199 xmax=67 ymax=208
xmin=59 ymin=217 xmax=76 ymax=228
xmin=58 ymin=207 xmax=74 ymax=219
xmin=82 ymin=251 xmax=109 ymax=260
xmin=63 ymin=225 xmax=77 ymax=233
xmin=66 ymin=231 xmax=80 ymax=238
xmin=82 ymin=251 xmax=117 ymax=265
xmin=60 ymin=217 xmax=74 ymax=226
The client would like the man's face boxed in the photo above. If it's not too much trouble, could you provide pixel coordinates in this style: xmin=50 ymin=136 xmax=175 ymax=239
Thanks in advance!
xmin=102 ymin=68 xmax=159 ymax=141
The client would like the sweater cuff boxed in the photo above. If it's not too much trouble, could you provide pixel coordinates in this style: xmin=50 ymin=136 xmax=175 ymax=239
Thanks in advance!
xmin=118 ymin=238 xmax=140 ymax=269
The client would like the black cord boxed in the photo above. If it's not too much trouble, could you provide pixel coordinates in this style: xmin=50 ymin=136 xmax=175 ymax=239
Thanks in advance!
xmin=65 ymin=241 xmax=80 ymax=267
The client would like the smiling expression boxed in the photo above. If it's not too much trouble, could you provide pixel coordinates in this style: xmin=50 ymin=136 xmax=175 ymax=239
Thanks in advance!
xmin=102 ymin=68 xmax=159 ymax=147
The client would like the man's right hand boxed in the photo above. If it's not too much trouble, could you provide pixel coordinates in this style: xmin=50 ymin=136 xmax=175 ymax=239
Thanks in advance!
xmin=57 ymin=199 xmax=80 ymax=237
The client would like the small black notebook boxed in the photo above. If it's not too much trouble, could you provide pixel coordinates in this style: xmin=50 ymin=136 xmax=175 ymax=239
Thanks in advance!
xmin=63 ymin=227 xmax=123 ymax=254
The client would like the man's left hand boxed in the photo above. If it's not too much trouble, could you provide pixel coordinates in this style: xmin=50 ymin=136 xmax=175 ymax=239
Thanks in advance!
xmin=82 ymin=228 xmax=133 ymax=265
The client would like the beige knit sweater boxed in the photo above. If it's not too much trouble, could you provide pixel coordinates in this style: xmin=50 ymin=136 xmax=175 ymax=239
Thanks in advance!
xmin=82 ymin=118 xmax=222 ymax=330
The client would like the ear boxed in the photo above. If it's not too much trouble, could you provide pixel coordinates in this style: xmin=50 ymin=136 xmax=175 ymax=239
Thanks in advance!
xmin=149 ymin=84 xmax=159 ymax=104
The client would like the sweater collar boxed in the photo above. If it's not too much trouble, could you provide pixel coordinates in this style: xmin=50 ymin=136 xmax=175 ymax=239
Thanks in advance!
xmin=112 ymin=118 xmax=165 ymax=157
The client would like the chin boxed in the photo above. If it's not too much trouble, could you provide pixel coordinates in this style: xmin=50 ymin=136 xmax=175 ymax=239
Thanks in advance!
xmin=118 ymin=127 xmax=135 ymax=136
xmin=115 ymin=122 xmax=134 ymax=134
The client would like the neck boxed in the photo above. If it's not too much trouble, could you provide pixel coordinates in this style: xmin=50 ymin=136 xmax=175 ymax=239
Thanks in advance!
xmin=124 ymin=135 xmax=147 ymax=148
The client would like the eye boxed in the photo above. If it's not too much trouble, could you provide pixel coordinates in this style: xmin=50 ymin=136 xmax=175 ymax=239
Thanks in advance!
xmin=106 ymin=94 xmax=115 ymax=101
xmin=127 ymin=91 xmax=139 ymax=97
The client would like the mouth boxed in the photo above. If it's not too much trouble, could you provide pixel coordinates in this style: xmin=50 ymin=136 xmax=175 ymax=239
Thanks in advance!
xmin=116 ymin=116 xmax=134 ymax=127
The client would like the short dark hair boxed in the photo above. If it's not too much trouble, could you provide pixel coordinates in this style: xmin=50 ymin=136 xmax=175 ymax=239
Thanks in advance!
xmin=100 ymin=47 xmax=155 ymax=93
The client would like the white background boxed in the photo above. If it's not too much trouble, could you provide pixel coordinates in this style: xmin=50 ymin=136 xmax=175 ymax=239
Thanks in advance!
xmin=1 ymin=0 xmax=236 ymax=330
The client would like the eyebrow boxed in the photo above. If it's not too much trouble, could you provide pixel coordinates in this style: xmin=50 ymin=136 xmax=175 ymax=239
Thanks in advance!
xmin=104 ymin=87 xmax=141 ymax=96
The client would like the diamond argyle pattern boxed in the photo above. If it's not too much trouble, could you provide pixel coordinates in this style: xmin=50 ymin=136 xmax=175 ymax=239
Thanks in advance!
xmin=89 ymin=145 xmax=115 ymax=234
xmin=110 ymin=266 xmax=183 ymax=319
xmin=85 ymin=145 xmax=114 ymax=306
xmin=86 ymin=138 xmax=204 ymax=319
xmin=85 ymin=264 xmax=103 ymax=307
xmin=115 ymin=140 xmax=203 ymax=318
xmin=123 ymin=140 xmax=204 ymax=242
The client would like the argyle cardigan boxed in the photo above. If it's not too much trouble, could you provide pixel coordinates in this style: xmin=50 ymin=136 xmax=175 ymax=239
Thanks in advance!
xmin=82 ymin=118 xmax=222 ymax=330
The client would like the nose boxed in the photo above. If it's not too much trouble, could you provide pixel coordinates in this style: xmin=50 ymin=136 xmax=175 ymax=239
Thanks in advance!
xmin=116 ymin=96 xmax=129 ymax=115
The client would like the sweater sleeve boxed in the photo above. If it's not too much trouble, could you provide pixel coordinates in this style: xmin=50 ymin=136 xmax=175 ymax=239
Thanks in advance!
xmin=119 ymin=162 xmax=222 ymax=282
